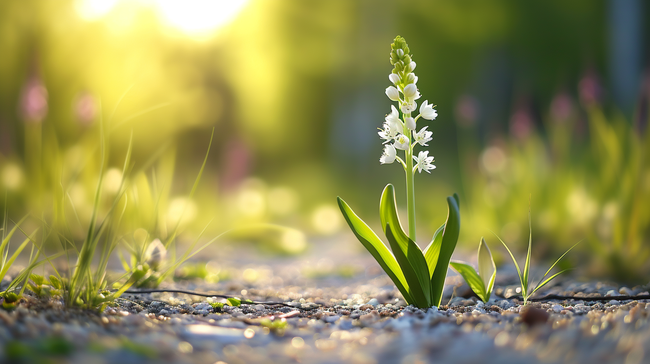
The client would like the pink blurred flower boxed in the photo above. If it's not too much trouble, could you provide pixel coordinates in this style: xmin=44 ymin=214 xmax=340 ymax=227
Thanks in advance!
xmin=19 ymin=76 xmax=48 ymax=123
xmin=509 ymin=104 xmax=534 ymax=141
xmin=455 ymin=95 xmax=478 ymax=127
xmin=550 ymin=92 xmax=574 ymax=122
xmin=74 ymin=91 xmax=98 ymax=126
xmin=578 ymin=69 xmax=602 ymax=106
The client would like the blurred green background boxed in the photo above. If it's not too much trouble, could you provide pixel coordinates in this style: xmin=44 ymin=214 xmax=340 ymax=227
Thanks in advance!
xmin=1 ymin=0 xmax=649 ymax=282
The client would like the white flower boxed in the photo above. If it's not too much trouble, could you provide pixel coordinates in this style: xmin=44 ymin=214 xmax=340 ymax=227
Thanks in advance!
xmin=414 ymin=126 xmax=433 ymax=146
xmin=419 ymin=100 xmax=438 ymax=120
xmin=394 ymin=134 xmax=410 ymax=150
xmin=397 ymin=49 xmax=404 ymax=57
xmin=413 ymin=151 xmax=436 ymax=173
xmin=378 ymin=105 xmax=402 ymax=142
xmin=380 ymin=144 xmax=397 ymax=164
xmin=409 ymin=62 xmax=416 ymax=72
xmin=389 ymin=73 xmax=400 ymax=85
xmin=405 ymin=117 xmax=416 ymax=130
xmin=385 ymin=86 xmax=400 ymax=101
xmin=401 ymin=100 xmax=417 ymax=114
xmin=385 ymin=105 xmax=402 ymax=128
xmin=403 ymin=84 xmax=420 ymax=100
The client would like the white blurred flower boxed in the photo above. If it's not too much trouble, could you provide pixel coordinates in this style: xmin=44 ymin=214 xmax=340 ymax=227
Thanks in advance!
xmin=397 ymin=49 xmax=404 ymax=57
xmin=409 ymin=62 xmax=416 ymax=72
xmin=380 ymin=144 xmax=397 ymax=164
xmin=413 ymin=151 xmax=436 ymax=173
xmin=385 ymin=86 xmax=400 ymax=101
xmin=405 ymin=117 xmax=416 ymax=130
xmin=414 ymin=126 xmax=433 ymax=146
xmin=394 ymin=134 xmax=410 ymax=150
xmin=389 ymin=73 xmax=400 ymax=85
xmin=144 ymin=238 xmax=167 ymax=270
xmin=419 ymin=100 xmax=438 ymax=120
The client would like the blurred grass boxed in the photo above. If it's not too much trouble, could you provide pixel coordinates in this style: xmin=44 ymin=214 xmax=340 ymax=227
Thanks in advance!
xmin=0 ymin=0 xmax=648 ymax=283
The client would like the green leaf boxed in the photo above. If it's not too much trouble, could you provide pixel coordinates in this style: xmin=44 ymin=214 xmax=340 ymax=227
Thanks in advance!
xmin=537 ymin=241 xmax=581 ymax=287
xmin=477 ymin=237 xmax=496 ymax=299
xmin=430 ymin=195 xmax=461 ymax=307
xmin=380 ymin=184 xmax=430 ymax=308
xmin=226 ymin=297 xmax=241 ymax=307
xmin=337 ymin=197 xmax=414 ymax=304
xmin=450 ymin=261 xmax=487 ymax=302
xmin=423 ymin=224 xmax=445 ymax=279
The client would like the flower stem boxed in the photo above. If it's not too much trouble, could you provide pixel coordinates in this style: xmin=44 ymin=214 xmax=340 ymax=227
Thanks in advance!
xmin=405 ymin=134 xmax=416 ymax=241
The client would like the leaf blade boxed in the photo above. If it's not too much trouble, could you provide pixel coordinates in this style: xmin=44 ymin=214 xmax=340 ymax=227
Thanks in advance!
xmin=337 ymin=197 xmax=414 ymax=304
xmin=379 ymin=185 xmax=430 ymax=308
xmin=450 ymin=261 xmax=487 ymax=302
xmin=477 ymin=237 xmax=496 ymax=298
xmin=423 ymin=224 xmax=445 ymax=279
xmin=430 ymin=195 xmax=461 ymax=307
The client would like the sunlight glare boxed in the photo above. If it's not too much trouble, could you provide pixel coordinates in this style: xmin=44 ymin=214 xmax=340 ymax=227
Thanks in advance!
xmin=155 ymin=0 xmax=249 ymax=36
xmin=75 ymin=0 xmax=120 ymax=20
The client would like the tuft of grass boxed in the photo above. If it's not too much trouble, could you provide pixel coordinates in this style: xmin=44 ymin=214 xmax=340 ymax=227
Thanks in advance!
xmin=494 ymin=208 xmax=580 ymax=305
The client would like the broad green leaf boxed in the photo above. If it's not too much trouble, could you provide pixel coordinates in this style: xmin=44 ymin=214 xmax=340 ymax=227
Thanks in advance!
xmin=450 ymin=261 xmax=487 ymax=302
xmin=227 ymin=297 xmax=241 ymax=307
xmin=477 ymin=237 xmax=496 ymax=299
xmin=423 ymin=224 xmax=445 ymax=279
xmin=337 ymin=197 xmax=414 ymax=304
xmin=430 ymin=195 xmax=461 ymax=307
xmin=380 ymin=184 xmax=430 ymax=308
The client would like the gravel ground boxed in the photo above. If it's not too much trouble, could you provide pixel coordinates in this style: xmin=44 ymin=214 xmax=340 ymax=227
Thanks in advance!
xmin=1 ymin=241 xmax=649 ymax=364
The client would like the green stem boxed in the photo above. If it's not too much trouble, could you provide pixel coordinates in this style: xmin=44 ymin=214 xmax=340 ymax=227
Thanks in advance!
xmin=404 ymin=120 xmax=416 ymax=241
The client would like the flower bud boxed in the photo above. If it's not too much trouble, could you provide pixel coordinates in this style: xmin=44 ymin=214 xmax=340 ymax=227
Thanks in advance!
xmin=397 ymin=49 xmax=404 ymax=57
xmin=409 ymin=62 xmax=416 ymax=72
xmin=403 ymin=84 xmax=419 ymax=99
xmin=406 ymin=73 xmax=417 ymax=84
xmin=385 ymin=86 xmax=400 ymax=101
xmin=405 ymin=117 xmax=416 ymax=130
xmin=389 ymin=73 xmax=400 ymax=85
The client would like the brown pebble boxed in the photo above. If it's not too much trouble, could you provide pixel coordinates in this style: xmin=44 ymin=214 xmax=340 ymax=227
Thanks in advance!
xmin=359 ymin=305 xmax=373 ymax=311
xmin=520 ymin=305 xmax=550 ymax=326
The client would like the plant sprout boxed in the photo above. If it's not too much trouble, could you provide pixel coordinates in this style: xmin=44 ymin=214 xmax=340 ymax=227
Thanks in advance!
xmin=338 ymin=36 xmax=460 ymax=308
xmin=450 ymin=237 xmax=496 ymax=303
xmin=495 ymin=210 xmax=580 ymax=305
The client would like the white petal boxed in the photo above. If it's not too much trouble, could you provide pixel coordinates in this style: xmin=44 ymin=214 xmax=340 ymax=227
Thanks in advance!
xmin=409 ymin=62 xmax=416 ymax=72
xmin=389 ymin=73 xmax=400 ymax=85
xmin=385 ymin=86 xmax=400 ymax=101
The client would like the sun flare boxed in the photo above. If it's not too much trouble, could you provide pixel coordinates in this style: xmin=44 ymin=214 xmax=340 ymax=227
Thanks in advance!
xmin=75 ymin=0 xmax=250 ymax=36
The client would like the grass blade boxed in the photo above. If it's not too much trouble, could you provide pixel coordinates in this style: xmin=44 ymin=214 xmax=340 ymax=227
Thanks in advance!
xmin=337 ymin=197 xmax=414 ymax=304
xmin=429 ymin=195 xmax=461 ymax=307
xmin=379 ymin=184 xmax=430 ymax=307
xmin=493 ymin=232 xmax=524 ymax=292
xmin=450 ymin=261 xmax=487 ymax=302
xmin=531 ymin=269 xmax=571 ymax=295
xmin=522 ymin=206 xmax=532 ymax=296
xmin=538 ymin=241 xmax=581 ymax=284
